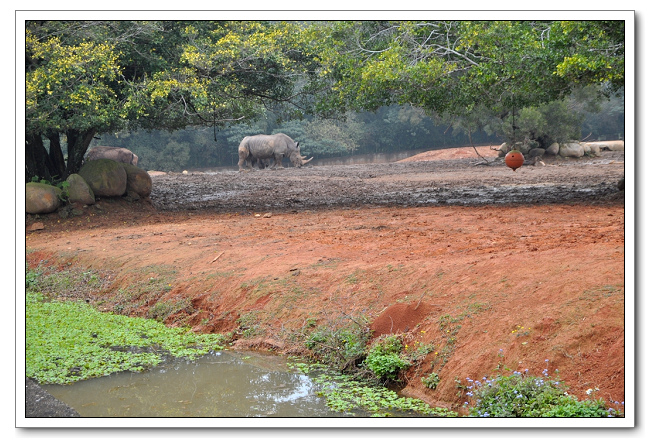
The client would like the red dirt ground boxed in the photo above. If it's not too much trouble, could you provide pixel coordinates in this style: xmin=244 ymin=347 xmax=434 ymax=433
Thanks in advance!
xmin=24 ymin=146 xmax=627 ymax=414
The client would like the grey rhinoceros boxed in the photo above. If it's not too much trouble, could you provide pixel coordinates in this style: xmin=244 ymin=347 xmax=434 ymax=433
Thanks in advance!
xmin=86 ymin=146 xmax=139 ymax=166
xmin=238 ymin=133 xmax=312 ymax=171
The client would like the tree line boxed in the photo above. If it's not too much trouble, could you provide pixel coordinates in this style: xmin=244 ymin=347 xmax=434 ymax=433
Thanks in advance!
xmin=95 ymin=105 xmax=498 ymax=171
xmin=25 ymin=20 xmax=626 ymax=180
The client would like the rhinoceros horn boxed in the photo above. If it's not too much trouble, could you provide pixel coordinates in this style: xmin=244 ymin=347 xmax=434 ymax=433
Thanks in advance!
xmin=301 ymin=155 xmax=313 ymax=165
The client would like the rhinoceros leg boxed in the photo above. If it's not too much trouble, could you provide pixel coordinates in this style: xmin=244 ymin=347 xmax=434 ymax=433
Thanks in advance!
xmin=265 ymin=158 xmax=277 ymax=169
xmin=238 ymin=147 xmax=251 ymax=171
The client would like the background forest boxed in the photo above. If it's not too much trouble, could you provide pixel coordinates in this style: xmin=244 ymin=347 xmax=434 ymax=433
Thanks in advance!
xmin=96 ymin=93 xmax=623 ymax=172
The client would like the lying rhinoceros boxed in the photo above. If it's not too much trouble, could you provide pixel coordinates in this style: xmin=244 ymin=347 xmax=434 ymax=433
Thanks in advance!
xmin=86 ymin=146 xmax=139 ymax=166
xmin=238 ymin=133 xmax=312 ymax=171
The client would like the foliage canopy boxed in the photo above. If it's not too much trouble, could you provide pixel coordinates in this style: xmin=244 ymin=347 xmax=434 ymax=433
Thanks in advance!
xmin=306 ymin=20 xmax=625 ymax=144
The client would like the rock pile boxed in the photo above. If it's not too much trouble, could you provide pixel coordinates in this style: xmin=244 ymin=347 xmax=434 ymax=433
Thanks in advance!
xmin=25 ymin=158 xmax=152 ymax=215
xmin=496 ymin=140 xmax=624 ymax=159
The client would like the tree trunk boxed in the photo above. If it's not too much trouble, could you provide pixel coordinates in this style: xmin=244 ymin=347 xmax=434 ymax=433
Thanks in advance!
xmin=65 ymin=128 xmax=96 ymax=176
xmin=25 ymin=133 xmax=60 ymax=182
xmin=46 ymin=131 xmax=66 ymax=179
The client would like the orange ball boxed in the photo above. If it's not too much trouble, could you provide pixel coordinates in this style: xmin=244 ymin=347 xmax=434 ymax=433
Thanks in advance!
xmin=505 ymin=150 xmax=525 ymax=171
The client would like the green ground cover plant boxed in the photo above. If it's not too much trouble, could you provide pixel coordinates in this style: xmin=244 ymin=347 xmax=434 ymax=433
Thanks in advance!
xmin=26 ymin=264 xmax=623 ymax=418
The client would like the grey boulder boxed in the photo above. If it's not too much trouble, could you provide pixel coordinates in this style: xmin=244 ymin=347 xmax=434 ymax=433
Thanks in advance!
xmin=79 ymin=159 xmax=127 ymax=197
xmin=25 ymin=182 xmax=62 ymax=214
xmin=122 ymin=163 xmax=152 ymax=198
xmin=65 ymin=173 xmax=95 ymax=205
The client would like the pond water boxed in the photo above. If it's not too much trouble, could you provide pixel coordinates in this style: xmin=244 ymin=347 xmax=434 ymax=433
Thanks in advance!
xmin=43 ymin=350 xmax=346 ymax=418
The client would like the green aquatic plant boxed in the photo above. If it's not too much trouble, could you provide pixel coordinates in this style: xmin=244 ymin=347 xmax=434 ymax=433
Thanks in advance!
xmin=289 ymin=361 xmax=456 ymax=417
xmin=26 ymin=292 xmax=226 ymax=384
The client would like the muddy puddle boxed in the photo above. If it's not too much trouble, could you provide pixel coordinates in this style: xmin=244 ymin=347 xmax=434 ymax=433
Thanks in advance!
xmin=43 ymin=351 xmax=346 ymax=418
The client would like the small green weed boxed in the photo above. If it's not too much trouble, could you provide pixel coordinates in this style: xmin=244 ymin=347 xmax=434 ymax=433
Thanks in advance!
xmin=30 ymin=176 xmax=69 ymax=202
xmin=345 ymin=270 xmax=360 ymax=284
xmin=579 ymin=285 xmax=624 ymax=303
xmin=147 ymin=297 xmax=193 ymax=322
xmin=237 ymin=311 xmax=265 ymax=338
xmin=511 ymin=324 xmax=531 ymax=337
xmin=433 ymin=302 xmax=490 ymax=369
xmin=26 ymin=263 xmax=41 ymax=290
xmin=405 ymin=340 xmax=435 ymax=363
xmin=422 ymin=372 xmax=440 ymax=390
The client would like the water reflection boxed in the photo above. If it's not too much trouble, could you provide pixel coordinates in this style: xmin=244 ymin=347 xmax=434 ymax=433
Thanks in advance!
xmin=43 ymin=351 xmax=343 ymax=418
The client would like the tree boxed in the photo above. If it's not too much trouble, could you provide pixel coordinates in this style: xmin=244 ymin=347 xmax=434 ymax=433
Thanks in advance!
xmin=25 ymin=27 xmax=124 ymax=181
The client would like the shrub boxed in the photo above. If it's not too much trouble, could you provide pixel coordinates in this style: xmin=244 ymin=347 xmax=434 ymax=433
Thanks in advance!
xmin=539 ymin=396 xmax=612 ymax=417
xmin=305 ymin=321 xmax=370 ymax=371
xmin=463 ymin=370 xmax=622 ymax=418
xmin=364 ymin=335 xmax=411 ymax=382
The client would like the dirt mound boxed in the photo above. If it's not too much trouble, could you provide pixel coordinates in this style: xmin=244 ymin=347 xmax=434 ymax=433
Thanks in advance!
xmin=400 ymin=145 xmax=498 ymax=162
xmin=370 ymin=302 xmax=439 ymax=336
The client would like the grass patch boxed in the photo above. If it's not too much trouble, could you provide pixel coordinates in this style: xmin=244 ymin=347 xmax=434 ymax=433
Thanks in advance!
xmin=432 ymin=301 xmax=491 ymax=370
xmin=118 ymin=265 xmax=177 ymax=296
xmin=579 ymin=285 xmax=624 ymax=303
xmin=239 ymin=276 xmax=277 ymax=302
xmin=309 ymin=257 xmax=341 ymax=270
xmin=236 ymin=310 xmax=266 ymax=338
xmin=147 ymin=296 xmax=194 ymax=322
xmin=26 ymin=262 xmax=105 ymax=300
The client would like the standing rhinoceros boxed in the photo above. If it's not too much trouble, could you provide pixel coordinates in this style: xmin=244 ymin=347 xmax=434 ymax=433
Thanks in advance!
xmin=238 ymin=133 xmax=312 ymax=171
xmin=86 ymin=146 xmax=139 ymax=166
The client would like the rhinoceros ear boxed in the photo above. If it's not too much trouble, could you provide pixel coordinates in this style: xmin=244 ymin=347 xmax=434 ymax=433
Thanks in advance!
xmin=296 ymin=142 xmax=300 ymax=147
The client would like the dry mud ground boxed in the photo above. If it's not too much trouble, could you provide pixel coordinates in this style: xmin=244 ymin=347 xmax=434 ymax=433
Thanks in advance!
xmin=25 ymin=146 xmax=627 ymax=414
